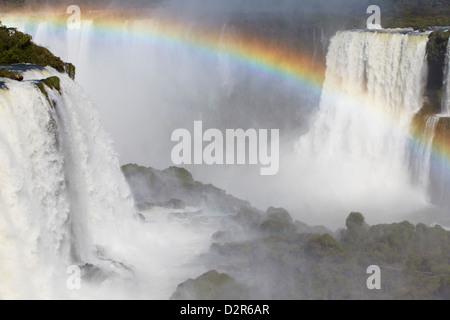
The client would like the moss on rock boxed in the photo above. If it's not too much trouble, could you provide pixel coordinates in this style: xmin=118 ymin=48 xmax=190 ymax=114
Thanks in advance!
xmin=260 ymin=207 xmax=297 ymax=235
xmin=427 ymin=31 xmax=450 ymax=91
xmin=427 ymin=31 xmax=450 ymax=64
xmin=0 ymin=67 xmax=23 ymax=81
xmin=306 ymin=233 xmax=345 ymax=261
xmin=122 ymin=164 xmax=253 ymax=212
xmin=0 ymin=24 xmax=75 ymax=78
xmin=35 ymin=76 xmax=61 ymax=107
xmin=171 ymin=270 xmax=249 ymax=300
xmin=64 ymin=62 xmax=76 ymax=80
xmin=164 ymin=166 xmax=195 ymax=186
xmin=42 ymin=76 xmax=61 ymax=93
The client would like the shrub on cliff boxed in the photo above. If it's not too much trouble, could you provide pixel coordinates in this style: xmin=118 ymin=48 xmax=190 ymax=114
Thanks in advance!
xmin=427 ymin=31 xmax=450 ymax=65
xmin=0 ymin=24 xmax=75 ymax=78
xmin=260 ymin=207 xmax=297 ymax=235
xmin=35 ymin=76 xmax=61 ymax=107
xmin=0 ymin=67 xmax=23 ymax=81
xmin=171 ymin=270 xmax=249 ymax=300
xmin=306 ymin=233 xmax=345 ymax=261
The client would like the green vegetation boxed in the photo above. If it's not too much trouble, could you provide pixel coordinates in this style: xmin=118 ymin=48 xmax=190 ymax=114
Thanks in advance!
xmin=306 ymin=234 xmax=346 ymax=261
xmin=412 ymin=30 xmax=449 ymax=138
xmin=0 ymin=24 xmax=75 ymax=78
xmin=0 ymin=0 xmax=25 ymax=10
xmin=260 ymin=207 xmax=297 ymax=235
xmin=234 ymin=206 xmax=263 ymax=229
xmin=178 ymin=212 xmax=450 ymax=300
xmin=121 ymin=165 xmax=449 ymax=299
xmin=121 ymin=164 xmax=252 ymax=212
xmin=383 ymin=16 xmax=450 ymax=30
xmin=41 ymin=76 xmax=61 ymax=93
xmin=64 ymin=63 xmax=76 ymax=81
xmin=35 ymin=76 xmax=61 ymax=107
xmin=427 ymin=31 xmax=450 ymax=92
xmin=0 ymin=67 xmax=23 ymax=81
xmin=164 ymin=166 xmax=195 ymax=187
xmin=428 ymin=31 xmax=450 ymax=67
xmin=371 ymin=0 xmax=450 ymax=29
xmin=171 ymin=270 xmax=249 ymax=300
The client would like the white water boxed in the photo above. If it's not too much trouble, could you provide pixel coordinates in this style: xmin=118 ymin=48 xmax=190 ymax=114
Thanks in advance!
xmin=295 ymin=31 xmax=431 ymax=224
xmin=0 ymin=15 xmax=448 ymax=298
xmin=3 ymin=18 xmax=440 ymax=221
xmin=2 ymin=15 xmax=324 ymax=170
xmin=0 ymin=68 xmax=222 ymax=299
xmin=412 ymin=115 xmax=440 ymax=193
xmin=443 ymin=41 xmax=450 ymax=114
xmin=0 ymin=68 xmax=138 ymax=298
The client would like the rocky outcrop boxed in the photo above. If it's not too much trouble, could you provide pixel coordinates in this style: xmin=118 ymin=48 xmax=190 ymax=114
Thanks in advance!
xmin=0 ymin=24 xmax=75 ymax=78
xmin=35 ymin=76 xmax=61 ymax=107
xmin=192 ymin=213 xmax=450 ymax=300
xmin=427 ymin=30 xmax=450 ymax=91
xmin=121 ymin=164 xmax=253 ymax=212
xmin=0 ymin=67 xmax=23 ymax=81
xmin=434 ymin=117 xmax=450 ymax=153
xmin=171 ymin=270 xmax=249 ymax=300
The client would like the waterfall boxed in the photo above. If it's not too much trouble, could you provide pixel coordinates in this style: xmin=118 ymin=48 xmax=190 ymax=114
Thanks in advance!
xmin=0 ymin=68 xmax=135 ymax=299
xmin=443 ymin=41 xmax=450 ymax=114
xmin=295 ymin=30 xmax=430 ymax=221
xmin=411 ymin=115 xmax=440 ymax=195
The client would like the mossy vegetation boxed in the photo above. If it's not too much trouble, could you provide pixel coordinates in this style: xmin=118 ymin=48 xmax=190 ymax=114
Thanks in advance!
xmin=121 ymin=164 xmax=449 ymax=299
xmin=64 ymin=63 xmax=76 ymax=80
xmin=164 ymin=166 xmax=195 ymax=186
xmin=0 ymin=67 xmax=23 ymax=81
xmin=0 ymin=0 xmax=25 ymax=10
xmin=306 ymin=234 xmax=346 ymax=261
xmin=184 ymin=212 xmax=450 ymax=300
xmin=412 ymin=30 xmax=449 ymax=138
xmin=41 ymin=76 xmax=61 ymax=93
xmin=427 ymin=31 xmax=450 ymax=92
xmin=171 ymin=270 xmax=249 ymax=300
xmin=0 ymin=24 xmax=75 ymax=78
xmin=427 ymin=31 xmax=450 ymax=64
xmin=121 ymin=164 xmax=252 ymax=212
xmin=371 ymin=0 xmax=450 ymax=29
xmin=260 ymin=207 xmax=297 ymax=235
xmin=383 ymin=16 xmax=450 ymax=30
xmin=35 ymin=76 xmax=61 ymax=107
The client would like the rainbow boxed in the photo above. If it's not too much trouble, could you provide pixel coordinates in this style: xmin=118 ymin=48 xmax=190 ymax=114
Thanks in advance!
xmin=2 ymin=10 xmax=450 ymax=189
xmin=1 ymin=11 xmax=326 ymax=90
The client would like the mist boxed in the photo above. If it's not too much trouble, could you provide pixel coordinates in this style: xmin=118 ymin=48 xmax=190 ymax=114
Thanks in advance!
xmin=2 ymin=0 xmax=443 ymax=228
xmin=0 ymin=0 xmax=449 ymax=300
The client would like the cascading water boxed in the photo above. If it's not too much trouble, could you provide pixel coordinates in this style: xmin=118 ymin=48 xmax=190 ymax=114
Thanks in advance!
xmin=10 ymin=16 xmax=441 ymax=221
xmin=443 ymin=41 xmax=450 ymax=114
xmin=0 ymin=13 xmax=333 ymax=299
xmin=413 ymin=36 xmax=450 ymax=208
xmin=0 ymin=67 xmax=136 ymax=299
xmin=2 ymin=15 xmax=326 ymax=170
xmin=0 ymin=9 xmax=449 ymax=300
xmin=411 ymin=115 xmax=440 ymax=194
xmin=295 ymin=30 xmax=431 ymax=224
xmin=0 ymin=66 xmax=234 ymax=300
